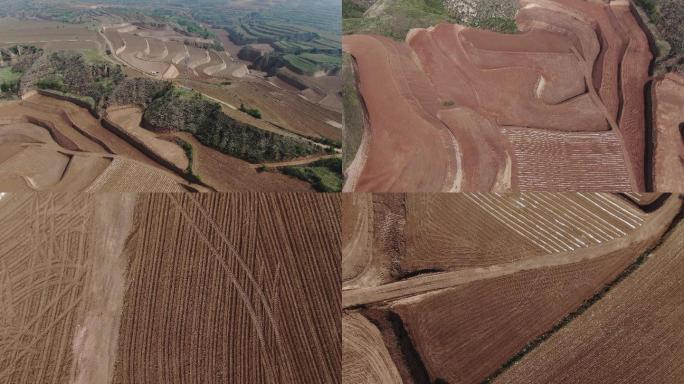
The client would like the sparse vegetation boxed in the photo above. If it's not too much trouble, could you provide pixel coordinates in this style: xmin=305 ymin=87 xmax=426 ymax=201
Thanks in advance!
xmin=144 ymin=86 xmax=322 ymax=163
xmin=175 ymin=137 xmax=201 ymax=182
xmin=634 ymin=0 xmax=684 ymax=72
xmin=306 ymin=135 xmax=343 ymax=149
xmin=22 ymin=50 xmax=124 ymax=110
xmin=343 ymin=0 xmax=519 ymax=38
xmin=343 ymin=0 xmax=455 ymax=40
xmin=342 ymin=54 xmax=365 ymax=170
xmin=239 ymin=103 xmax=262 ymax=119
xmin=281 ymin=157 xmax=343 ymax=192
xmin=343 ymin=0 xmax=370 ymax=18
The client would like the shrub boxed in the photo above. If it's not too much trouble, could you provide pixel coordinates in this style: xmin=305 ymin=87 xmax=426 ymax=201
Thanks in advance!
xmin=36 ymin=77 xmax=65 ymax=92
xmin=239 ymin=103 xmax=262 ymax=119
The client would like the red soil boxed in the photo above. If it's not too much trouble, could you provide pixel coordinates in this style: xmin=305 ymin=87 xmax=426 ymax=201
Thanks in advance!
xmin=343 ymin=0 xmax=653 ymax=191
xmin=652 ymin=73 xmax=684 ymax=191
xmin=342 ymin=35 xmax=458 ymax=192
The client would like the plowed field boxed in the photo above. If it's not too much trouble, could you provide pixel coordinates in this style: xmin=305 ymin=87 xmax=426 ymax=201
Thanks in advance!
xmin=342 ymin=193 xmax=683 ymax=384
xmin=0 ymin=193 xmax=341 ymax=384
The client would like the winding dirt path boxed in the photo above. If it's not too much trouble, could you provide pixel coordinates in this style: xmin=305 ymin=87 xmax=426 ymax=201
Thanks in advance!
xmin=343 ymin=195 xmax=681 ymax=307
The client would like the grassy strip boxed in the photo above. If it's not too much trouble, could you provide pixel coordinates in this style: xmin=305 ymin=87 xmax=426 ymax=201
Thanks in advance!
xmin=281 ymin=157 xmax=343 ymax=192
xmin=343 ymin=0 xmax=454 ymax=40
xmin=341 ymin=54 xmax=365 ymax=170
xmin=468 ymin=16 xmax=517 ymax=34
xmin=239 ymin=103 xmax=262 ymax=119
xmin=175 ymin=137 xmax=202 ymax=183
xmin=305 ymin=135 xmax=342 ymax=149
xmin=0 ymin=67 xmax=21 ymax=94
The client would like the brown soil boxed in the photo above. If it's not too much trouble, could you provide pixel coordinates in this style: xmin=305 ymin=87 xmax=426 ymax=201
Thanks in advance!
xmin=0 ymin=193 xmax=342 ymax=384
xmin=106 ymin=105 xmax=189 ymax=170
xmin=344 ymin=0 xmax=654 ymax=191
xmin=342 ymin=35 xmax=458 ymax=192
xmin=342 ymin=312 xmax=402 ymax=384
xmin=113 ymin=193 xmax=341 ymax=383
xmin=342 ymin=193 xmax=682 ymax=384
xmin=495 ymin=204 xmax=684 ymax=384
xmin=652 ymin=73 xmax=684 ymax=191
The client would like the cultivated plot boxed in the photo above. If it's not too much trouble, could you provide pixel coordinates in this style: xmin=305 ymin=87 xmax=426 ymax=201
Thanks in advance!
xmin=342 ymin=193 xmax=683 ymax=384
xmin=0 ymin=193 xmax=341 ymax=384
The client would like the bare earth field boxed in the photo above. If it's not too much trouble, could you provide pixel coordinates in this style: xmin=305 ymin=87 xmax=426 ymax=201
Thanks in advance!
xmin=495 ymin=210 xmax=684 ymax=382
xmin=0 ymin=18 xmax=104 ymax=51
xmin=0 ymin=193 xmax=341 ymax=384
xmin=343 ymin=0 xmax=673 ymax=192
xmin=342 ymin=192 xmax=683 ymax=384
xmin=651 ymin=72 xmax=684 ymax=190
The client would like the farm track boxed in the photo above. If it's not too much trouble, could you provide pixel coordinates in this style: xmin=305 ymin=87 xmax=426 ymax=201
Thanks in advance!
xmin=651 ymin=73 xmax=684 ymax=190
xmin=0 ymin=193 xmax=341 ymax=383
xmin=342 ymin=193 xmax=682 ymax=384
xmin=113 ymin=193 xmax=341 ymax=384
xmin=0 ymin=194 xmax=134 ymax=384
xmin=343 ymin=194 xmax=676 ymax=307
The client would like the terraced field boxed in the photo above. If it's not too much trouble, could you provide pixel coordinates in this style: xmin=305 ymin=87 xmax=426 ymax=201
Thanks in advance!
xmin=0 ymin=90 xmax=320 ymax=191
xmin=0 ymin=94 xmax=191 ymax=192
xmin=342 ymin=193 xmax=683 ymax=384
xmin=343 ymin=0 xmax=663 ymax=192
xmin=102 ymin=24 xmax=237 ymax=81
xmin=0 ymin=193 xmax=341 ymax=384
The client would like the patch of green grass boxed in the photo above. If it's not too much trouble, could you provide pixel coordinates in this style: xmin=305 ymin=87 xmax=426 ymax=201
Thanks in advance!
xmin=282 ymin=54 xmax=319 ymax=74
xmin=175 ymin=137 xmax=202 ymax=182
xmin=281 ymin=157 xmax=343 ymax=192
xmin=80 ymin=49 xmax=107 ymax=65
xmin=239 ymin=103 xmax=262 ymax=119
xmin=342 ymin=54 xmax=365 ymax=170
xmin=299 ymin=53 xmax=342 ymax=66
xmin=36 ymin=76 xmax=66 ymax=92
xmin=635 ymin=0 xmax=662 ymax=23
xmin=0 ymin=67 xmax=21 ymax=83
xmin=0 ymin=67 xmax=21 ymax=95
xmin=343 ymin=0 xmax=369 ymax=18
xmin=343 ymin=0 xmax=454 ymax=40
xmin=468 ymin=16 xmax=518 ymax=34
